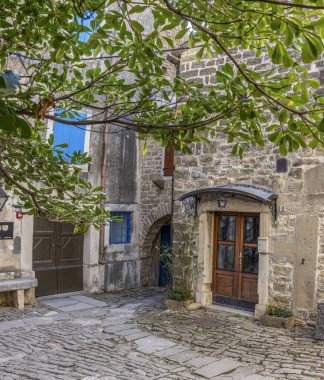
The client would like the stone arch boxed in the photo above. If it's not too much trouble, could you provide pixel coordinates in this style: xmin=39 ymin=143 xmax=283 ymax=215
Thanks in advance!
xmin=140 ymin=204 xmax=171 ymax=287
xmin=140 ymin=203 xmax=171 ymax=245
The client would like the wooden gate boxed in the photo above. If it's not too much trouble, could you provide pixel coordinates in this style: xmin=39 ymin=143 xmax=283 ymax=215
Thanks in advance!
xmin=33 ymin=218 xmax=83 ymax=297
xmin=212 ymin=212 xmax=259 ymax=311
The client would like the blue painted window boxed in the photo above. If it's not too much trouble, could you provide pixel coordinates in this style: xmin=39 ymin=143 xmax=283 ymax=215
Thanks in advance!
xmin=53 ymin=110 xmax=87 ymax=160
xmin=109 ymin=212 xmax=132 ymax=244
xmin=77 ymin=11 xmax=97 ymax=43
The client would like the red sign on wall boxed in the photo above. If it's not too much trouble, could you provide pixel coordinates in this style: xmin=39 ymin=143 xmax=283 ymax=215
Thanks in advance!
xmin=16 ymin=211 xmax=23 ymax=219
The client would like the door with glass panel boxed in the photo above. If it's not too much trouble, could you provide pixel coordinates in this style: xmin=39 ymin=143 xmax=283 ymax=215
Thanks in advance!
xmin=212 ymin=212 xmax=259 ymax=311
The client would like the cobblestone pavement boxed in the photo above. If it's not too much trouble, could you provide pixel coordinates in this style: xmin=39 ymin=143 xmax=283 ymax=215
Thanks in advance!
xmin=0 ymin=289 xmax=322 ymax=380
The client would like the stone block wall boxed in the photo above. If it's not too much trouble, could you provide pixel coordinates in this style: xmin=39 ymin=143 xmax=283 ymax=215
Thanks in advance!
xmin=172 ymin=47 xmax=324 ymax=319
xmin=139 ymin=138 xmax=173 ymax=286
xmin=140 ymin=138 xmax=172 ymax=233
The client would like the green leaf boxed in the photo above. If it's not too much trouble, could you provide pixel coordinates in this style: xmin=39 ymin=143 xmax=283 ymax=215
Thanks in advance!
xmin=0 ymin=111 xmax=15 ymax=133
xmin=318 ymin=118 xmax=324 ymax=132
xmin=129 ymin=5 xmax=147 ymax=14
xmin=142 ymin=141 xmax=147 ymax=156
xmin=309 ymin=138 xmax=319 ymax=148
xmin=302 ymin=36 xmax=320 ymax=63
xmin=0 ymin=77 xmax=5 ymax=88
xmin=175 ymin=28 xmax=188 ymax=39
xmin=305 ymin=79 xmax=320 ymax=89
xmin=279 ymin=108 xmax=289 ymax=123
xmin=188 ymin=32 xmax=195 ymax=48
xmin=15 ymin=116 xmax=32 ymax=138
xmin=271 ymin=43 xmax=282 ymax=64
xmin=279 ymin=137 xmax=288 ymax=155
xmin=310 ymin=17 xmax=324 ymax=28
xmin=270 ymin=18 xmax=282 ymax=31
xmin=162 ymin=20 xmax=180 ymax=31
xmin=195 ymin=47 xmax=204 ymax=62
xmin=130 ymin=20 xmax=144 ymax=34
xmin=223 ymin=63 xmax=234 ymax=76
xmin=284 ymin=26 xmax=294 ymax=46
xmin=48 ymin=134 xmax=54 ymax=145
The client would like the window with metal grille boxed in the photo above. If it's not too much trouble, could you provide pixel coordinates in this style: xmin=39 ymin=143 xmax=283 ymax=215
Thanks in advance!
xmin=163 ymin=147 xmax=174 ymax=176
xmin=109 ymin=212 xmax=132 ymax=244
xmin=276 ymin=158 xmax=288 ymax=173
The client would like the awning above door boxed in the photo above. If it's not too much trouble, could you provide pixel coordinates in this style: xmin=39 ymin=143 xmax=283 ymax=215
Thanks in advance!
xmin=179 ymin=184 xmax=278 ymax=204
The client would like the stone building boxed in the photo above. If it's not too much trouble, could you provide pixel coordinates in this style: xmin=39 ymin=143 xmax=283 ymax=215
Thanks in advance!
xmin=170 ymin=47 xmax=324 ymax=324
xmin=0 ymin=7 xmax=176 ymax=306
xmin=1 ymin=13 xmax=324 ymax=326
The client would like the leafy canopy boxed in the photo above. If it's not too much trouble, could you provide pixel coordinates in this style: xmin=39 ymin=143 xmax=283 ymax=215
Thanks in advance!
xmin=1 ymin=0 xmax=324 ymax=230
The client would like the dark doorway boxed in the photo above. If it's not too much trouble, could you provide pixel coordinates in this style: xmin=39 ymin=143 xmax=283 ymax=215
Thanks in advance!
xmin=33 ymin=218 xmax=84 ymax=297
xmin=159 ymin=223 xmax=171 ymax=287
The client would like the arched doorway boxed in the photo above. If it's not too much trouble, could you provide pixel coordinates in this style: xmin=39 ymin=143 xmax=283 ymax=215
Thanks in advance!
xmin=140 ymin=213 xmax=172 ymax=287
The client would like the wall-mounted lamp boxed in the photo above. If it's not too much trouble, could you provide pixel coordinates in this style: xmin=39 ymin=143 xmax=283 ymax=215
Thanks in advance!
xmin=217 ymin=198 xmax=227 ymax=208
xmin=0 ymin=187 xmax=9 ymax=211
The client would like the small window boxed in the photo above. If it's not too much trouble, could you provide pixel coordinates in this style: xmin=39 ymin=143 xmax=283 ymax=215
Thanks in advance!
xmin=276 ymin=158 xmax=288 ymax=173
xmin=109 ymin=212 xmax=132 ymax=244
xmin=163 ymin=147 xmax=174 ymax=176
xmin=77 ymin=11 xmax=97 ymax=43
xmin=53 ymin=110 xmax=87 ymax=160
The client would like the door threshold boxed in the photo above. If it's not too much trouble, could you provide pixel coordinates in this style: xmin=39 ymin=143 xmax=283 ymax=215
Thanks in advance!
xmin=36 ymin=291 xmax=86 ymax=301
xmin=206 ymin=304 xmax=254 ymax=318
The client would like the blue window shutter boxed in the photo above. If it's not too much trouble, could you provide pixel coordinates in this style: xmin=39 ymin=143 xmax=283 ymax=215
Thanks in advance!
xmin=53 ymin=111 xmax=87 ymax=160
xmin=77 ymin=11 xmax=97 ymax=43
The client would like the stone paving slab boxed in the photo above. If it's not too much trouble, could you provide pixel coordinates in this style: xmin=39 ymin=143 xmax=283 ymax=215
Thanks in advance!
xmin=115 ymin=327 xmax=143 ymax=337
xmin=69 ymin=307 xmax=110 ymax=318
xmin=69 ymin=295 xmax=107 ymax=307
xmin=134 ymin=335 xmax=177 ymax=354
xmin=57 ymin=302 xmax=97 ymax=312
xmin=40 ymin=297 xmax=79 ymax=308
xmin=169 ymin=349 xmax=205 ymax=364
xmin=103 ymin=323 xmax=130 ymax=333
xmin=153 ymin=345 xmax=190 ymax=358
xmin=186 ymin=356 xmax=217 ymax=368
xmin=194 ymin=359 xmax=242 ymax=378
xmin=21 ymin=316 xmax=54 ymax=326
xmin=101 ymin=316 xmax=132 ymax=326
xmin=0 ymin=320 xmax=25 ymax=331
xmin=124 ymin=331 xmax=151 ymax=342
xmin=217 ymin=365 xmax=257 ymax=380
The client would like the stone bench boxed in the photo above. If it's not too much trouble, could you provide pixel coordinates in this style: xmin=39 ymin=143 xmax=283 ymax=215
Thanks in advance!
xmin=0 ymin=278 xmax=38 ymax=309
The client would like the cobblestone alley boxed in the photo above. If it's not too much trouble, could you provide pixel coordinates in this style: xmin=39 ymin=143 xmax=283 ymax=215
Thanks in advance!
xmin=0 ymin=289 xmax=323 ymax=380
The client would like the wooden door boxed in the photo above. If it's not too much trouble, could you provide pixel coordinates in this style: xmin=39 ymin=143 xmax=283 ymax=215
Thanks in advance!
xmin=33 ymin=219 xmax=83 ymax=297
xmin=212 ymin=212 xmax=259 ymax=311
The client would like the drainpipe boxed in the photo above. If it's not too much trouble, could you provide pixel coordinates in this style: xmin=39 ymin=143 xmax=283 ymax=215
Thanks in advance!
xmin=167 ymin=53 xmax=180 ymax=287
xmin=99 ymin=119 xmax=108 ymax=264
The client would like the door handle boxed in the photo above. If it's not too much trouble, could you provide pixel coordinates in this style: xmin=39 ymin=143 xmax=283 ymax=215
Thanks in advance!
xmin=239 ymin=253 xmax=243 ymax=272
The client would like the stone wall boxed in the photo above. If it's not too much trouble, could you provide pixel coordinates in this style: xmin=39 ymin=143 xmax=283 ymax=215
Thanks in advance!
xmin=172 ymin=47 xmax=324 ymax=321
xmin=0 ymin=198 xmax=22 ymax=281
xmin=139 ymin=138 xmax=173 ymax=286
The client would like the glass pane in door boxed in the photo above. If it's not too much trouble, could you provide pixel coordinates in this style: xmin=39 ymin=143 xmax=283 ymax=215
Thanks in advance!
xmin=244 ymin=216 xmax=259 ymax=244
xmin=242 ymin=246 xmax=259 ymax=274
xmin=218 ymin=216 xmax=236 ymax=241
xmin=217 ymin=244 xmax=235 ymax=271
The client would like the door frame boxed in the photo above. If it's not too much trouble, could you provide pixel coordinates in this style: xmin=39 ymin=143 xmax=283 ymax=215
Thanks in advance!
xmin=212 ymin=211 xmax=260 ymax=310
xmin=32 ymin=219 xmax=84 ymax=297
